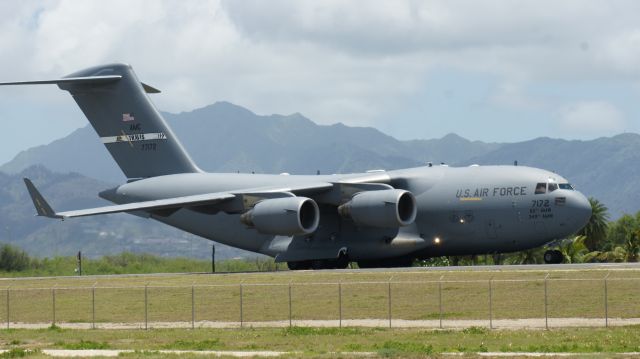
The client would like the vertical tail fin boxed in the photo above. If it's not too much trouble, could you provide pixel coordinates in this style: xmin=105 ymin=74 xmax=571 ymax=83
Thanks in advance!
xmin=1 ymin=63 xmax=200 ymax=179
xmin=60 ymin=63 xmax=200 ymax=179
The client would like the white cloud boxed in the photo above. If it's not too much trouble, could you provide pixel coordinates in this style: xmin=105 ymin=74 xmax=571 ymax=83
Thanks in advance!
xmin=2 ymin=0 xmax=639 ymax=118
xmin=0 ymin=0 xmax=639 ymax=163
xmin=602 ymin=29 xmax=640 ymax=76
xmin=222 ymin=0 xmax=640 ymax=80
xmin=556 ymin=101 xmax=626 ymax=135
xmin=490 ymin=81 xmax=543 ymax=109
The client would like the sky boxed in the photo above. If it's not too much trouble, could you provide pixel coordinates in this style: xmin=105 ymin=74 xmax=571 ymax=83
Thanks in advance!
xmin=0 ymin=0 xmax=640 ymax=164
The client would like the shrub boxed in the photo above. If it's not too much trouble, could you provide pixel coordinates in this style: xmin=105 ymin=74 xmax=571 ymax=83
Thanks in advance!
xmin=0 ymin=244 xmax=31 ymax=271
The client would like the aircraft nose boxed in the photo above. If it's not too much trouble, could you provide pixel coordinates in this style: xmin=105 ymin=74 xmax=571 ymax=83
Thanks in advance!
xmin=568 ymin=191 xmax=592 ymax=230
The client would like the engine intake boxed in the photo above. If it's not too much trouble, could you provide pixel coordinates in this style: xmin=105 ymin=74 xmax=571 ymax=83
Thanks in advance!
xmin=338 ymin=189 xmax=416 ymax=228
xmin=240 ymin=197 xmax=319 ymax=236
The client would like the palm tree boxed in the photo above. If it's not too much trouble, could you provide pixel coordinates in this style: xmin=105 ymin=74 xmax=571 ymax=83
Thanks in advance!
xmin=578 ymin=198 xmax=609 ymax=252
xmin=559 ymin=235 xmax=588 ymax=263
xmin=623 ymin=228 xmax=640 ymax=262
xmin=584 ymin=214 xmax=640 ymax=263
xmin=582 ymin=247 xmax=627 ymax=263
xmin=506 ymin=247 xmax=545 ymax=265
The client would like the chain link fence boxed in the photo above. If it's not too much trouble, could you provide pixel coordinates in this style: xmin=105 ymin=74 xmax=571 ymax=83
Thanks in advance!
xmin=2 ymin=277 xmax=639 ymax=329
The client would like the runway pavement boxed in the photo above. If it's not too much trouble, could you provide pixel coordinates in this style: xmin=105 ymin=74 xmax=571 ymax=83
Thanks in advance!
xmin=352 ymin=262 xmax=640 ymax=272
xmin=1 ymin=262 xmax=639 ymax=282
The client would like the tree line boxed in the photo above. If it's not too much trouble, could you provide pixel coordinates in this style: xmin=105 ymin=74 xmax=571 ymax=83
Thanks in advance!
xmin=0 ymin=248 xmax=281 ymax=276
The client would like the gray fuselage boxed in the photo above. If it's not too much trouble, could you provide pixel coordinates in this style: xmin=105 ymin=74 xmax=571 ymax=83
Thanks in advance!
xmin=102 ymin=164 xmax=592 ymax=262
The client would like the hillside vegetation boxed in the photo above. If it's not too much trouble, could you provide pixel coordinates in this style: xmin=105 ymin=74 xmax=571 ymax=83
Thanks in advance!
xmin=0 ymin=248 xmax=279 ymax=277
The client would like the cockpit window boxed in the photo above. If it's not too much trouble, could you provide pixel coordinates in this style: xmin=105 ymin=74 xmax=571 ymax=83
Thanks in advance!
xmin=559 ymin=183 xmax=574 ymax=190
xmin=548 ymin=183 xmax=558 ymax=192
xmin=535 ymin=183 xmax=546 ymax=194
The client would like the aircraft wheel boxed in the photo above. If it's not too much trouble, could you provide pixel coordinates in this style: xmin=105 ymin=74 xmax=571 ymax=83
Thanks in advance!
xmin=287 ymin=260 xmax=311 ymax=270
xmin=357 ymin=260 xmax=376 ymax=269
xmin=311 ymin=259 xmax=327 ymax=270
xmin=543 ymin=250 xmax=563 ymax=264
xmin=335 ymin=254 xmax=350 ymax=269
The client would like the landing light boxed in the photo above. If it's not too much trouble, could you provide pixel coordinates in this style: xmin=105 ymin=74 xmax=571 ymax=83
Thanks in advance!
xmin=459 ymin=218 xmax=465 ymax=224
xmin=434 ymin=237 xmax=441 ymax=244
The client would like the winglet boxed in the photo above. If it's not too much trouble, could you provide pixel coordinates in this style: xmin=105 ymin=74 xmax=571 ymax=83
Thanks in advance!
xmin=23 ymin=178 xmax=63 ymax=219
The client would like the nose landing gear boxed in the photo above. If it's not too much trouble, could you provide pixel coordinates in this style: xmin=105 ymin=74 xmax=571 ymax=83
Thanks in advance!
xmin=543 ymin=249 xmax=563 ymax=264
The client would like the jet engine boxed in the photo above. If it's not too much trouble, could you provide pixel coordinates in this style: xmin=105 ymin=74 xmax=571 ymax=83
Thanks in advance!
xmin=240 ymin=197 xmax=320 ymax=236
xmin=337 ymin=189 xmax=417 ymax=228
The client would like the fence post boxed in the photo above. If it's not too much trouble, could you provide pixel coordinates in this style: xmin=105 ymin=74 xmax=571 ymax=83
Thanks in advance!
xmin=604 ymin=273 xmax=610 ymax=328
xmin=5 ymin=288 xmax=9 ymax=330
xmin=338 ymin=282 xmax=342 ymax=328
xmin=288 ymin=283 xmax=292 ymax=327
xmin=191 ymin=285 xmax=195 ymax=330
xmin=52 ymin=287 xmax=56 ymax=326
xmin=239 ymin=284 xmax=243 ymax=328
xmin=439 ymin=275 xmax=444 ymax=329
xmin=388 ymin=281 xmax=392 ymax=328
xmin=92 ymin=284 xmax=96 ymax=329
xmin=544 ymin=273 xmax=549 ymax=330
xmin=489 ymin=278 xmax=493 ymax=329
xmin=211 ymin=245 xmax=215 ymax=273
xmin=144 ymin=284 xmax=148 ymax=330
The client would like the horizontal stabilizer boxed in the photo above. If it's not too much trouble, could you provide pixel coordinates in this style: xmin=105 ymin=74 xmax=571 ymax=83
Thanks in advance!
xmin=0 ymin=75 xmax=122 ymax=86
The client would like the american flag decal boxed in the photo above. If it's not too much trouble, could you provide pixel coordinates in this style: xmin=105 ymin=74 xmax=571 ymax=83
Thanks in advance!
xmin=122 ymin=113 xmax=134 ymax=122
xmin=555 ymin=197 xmax=566 ymax=206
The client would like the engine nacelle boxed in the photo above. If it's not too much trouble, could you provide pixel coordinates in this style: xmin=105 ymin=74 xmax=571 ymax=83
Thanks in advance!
xmin=240 ymin=197 xmax=319 ymax=236
xmin=337 ymin=189 xmax=417 ymax=228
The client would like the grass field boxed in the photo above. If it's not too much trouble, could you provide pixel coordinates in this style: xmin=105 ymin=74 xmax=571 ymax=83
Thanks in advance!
xmin=0 ymin=266 xmax=639 ymax=327
xmin=1 ymin=326 xmax=640 ymax=357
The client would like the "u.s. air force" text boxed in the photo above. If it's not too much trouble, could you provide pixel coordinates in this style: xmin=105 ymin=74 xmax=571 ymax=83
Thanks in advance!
xmin=456 ymin=186 xmax=527 ymax=198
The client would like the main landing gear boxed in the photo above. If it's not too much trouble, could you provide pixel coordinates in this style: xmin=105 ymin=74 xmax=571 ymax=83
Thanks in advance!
xmin=543 ymin=249 xmax=563 ymax=264
xmin=287 ymin=253 xmax=350 ymax=270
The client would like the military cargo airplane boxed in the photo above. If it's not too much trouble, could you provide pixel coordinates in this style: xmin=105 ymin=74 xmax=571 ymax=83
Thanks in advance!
xmin=1 ymin=64 xmax=592 ymax=269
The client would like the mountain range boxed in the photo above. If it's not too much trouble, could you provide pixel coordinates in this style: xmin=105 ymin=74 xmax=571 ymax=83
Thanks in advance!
xmin=1 ymin=102 xmax=501 ymax=182
xmin=1 ymin=101 xmax=638 ymax=258
xmin=0 ymin=165 xmax=247 ymax=260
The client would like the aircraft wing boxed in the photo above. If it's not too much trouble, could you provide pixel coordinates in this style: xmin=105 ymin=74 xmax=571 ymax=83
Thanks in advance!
xmin=23 ymin=178 xmax=334 ymax=219
xmin=24 ymin=178 xmax=237 ymax=219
